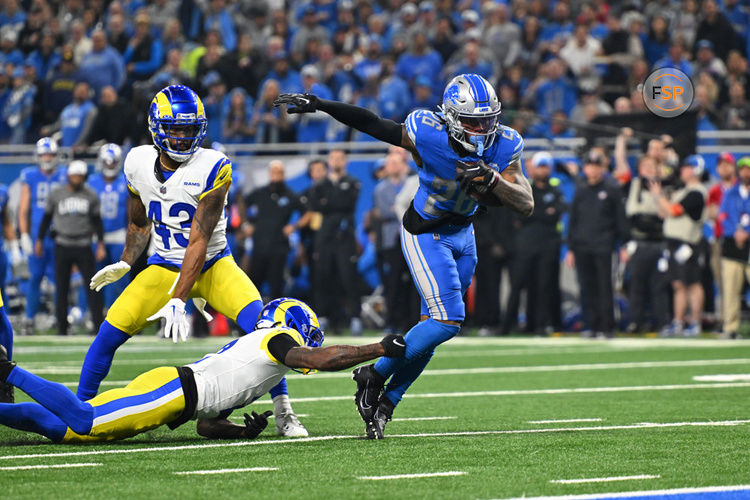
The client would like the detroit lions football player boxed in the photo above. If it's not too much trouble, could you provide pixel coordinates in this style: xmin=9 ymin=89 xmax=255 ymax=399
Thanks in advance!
xmin=275 ymin=74 xmax=533 ymax=439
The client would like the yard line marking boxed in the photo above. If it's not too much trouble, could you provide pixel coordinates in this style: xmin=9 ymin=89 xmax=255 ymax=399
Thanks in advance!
xmin=549 ymin=474 xmax=660 ymax=484
xmin=392 ymin=416 xmax=457 ymax=422
xmin=693 ymin=374 xmax=750 ymax=382
xmin=501 ymin=483 xmax=750 ymax=500
xmin=229 ymin=414 xmax=309 ymax=420
xmin=173 ymin=467 xmax=277 ymax=475
xmin=32 ymin=367 xmax=85 ymax=375
xmin=528 ymin=418 xmax=602 ymax=424
xmin=358 ymin=471 xmax=466 ymax=481
xmin=0 ymin=463 xmax=102 ymax=471
xmin=2 ymin=419 xmax=748 ymax=461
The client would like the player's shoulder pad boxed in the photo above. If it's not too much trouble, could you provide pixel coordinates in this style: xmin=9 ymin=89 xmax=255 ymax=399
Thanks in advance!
xmin=495 ymin=125 xmax=524 ymax=165
xmin=199 ymin=149 xmax=233 ymax=200
xmin=19 ymin=166 xmax=37 ymax=184
xmin=405 ymin=109 xmax=445 ymax=147
xmin=123 ymin=145 xmax=155 ymax=196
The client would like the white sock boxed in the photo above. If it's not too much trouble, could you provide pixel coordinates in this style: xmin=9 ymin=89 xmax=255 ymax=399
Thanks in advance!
xmin=273 ymin=394 xmax=293 ymax=417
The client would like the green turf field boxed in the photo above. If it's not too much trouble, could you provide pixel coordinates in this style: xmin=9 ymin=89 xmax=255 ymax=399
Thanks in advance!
xmin=2 ymin=334 xmax=750 ymax=499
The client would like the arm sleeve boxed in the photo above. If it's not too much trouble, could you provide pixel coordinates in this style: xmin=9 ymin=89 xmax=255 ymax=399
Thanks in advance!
xmin=317 ymin=99 xmax=403 ymax=146
xmin=679 ymin=191 xmax=705 ymax=221
xmin=267 ymin=333 xmax=300 ymax=365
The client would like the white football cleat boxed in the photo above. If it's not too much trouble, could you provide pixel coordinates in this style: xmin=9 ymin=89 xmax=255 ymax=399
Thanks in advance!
xmin=275 ymin=411 xmax=308 ymax=437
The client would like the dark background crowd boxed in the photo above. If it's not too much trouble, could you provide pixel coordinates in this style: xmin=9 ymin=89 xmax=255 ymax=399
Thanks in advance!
xmin=0 ymin=0 xmax=748 ymax=338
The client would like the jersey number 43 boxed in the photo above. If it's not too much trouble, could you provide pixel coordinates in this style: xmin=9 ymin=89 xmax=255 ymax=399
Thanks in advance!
xmin=148 ymin=201 xmax=195 ymax=250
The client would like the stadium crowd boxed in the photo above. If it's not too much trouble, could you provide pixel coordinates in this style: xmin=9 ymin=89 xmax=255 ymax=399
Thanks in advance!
xmin=0 ymin=0 xmax=747 ymax=338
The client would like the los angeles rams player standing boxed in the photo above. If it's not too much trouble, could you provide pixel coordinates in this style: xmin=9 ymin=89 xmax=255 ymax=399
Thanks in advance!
xmin=275 ymin=74 xmax=534 ymax=438
xmin=80 ymin=85 xmax=306 ymax=436
xmin=18 ymin=137 xmax=67 ymax=334
xmin=88 ymin=143 xmax=129 ymax=309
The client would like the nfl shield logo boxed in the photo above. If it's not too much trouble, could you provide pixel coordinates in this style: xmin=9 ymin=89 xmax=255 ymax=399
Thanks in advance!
xmin=160 ymin=186 xmax=167 ymax=194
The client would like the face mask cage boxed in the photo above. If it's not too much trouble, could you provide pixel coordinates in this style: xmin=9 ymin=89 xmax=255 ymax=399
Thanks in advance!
xmin=151 ymin=117 xmax=207 ymax=161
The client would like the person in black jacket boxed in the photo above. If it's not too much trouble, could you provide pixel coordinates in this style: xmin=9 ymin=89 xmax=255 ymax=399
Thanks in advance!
xmin=503 ymin=152 xmax=566 ymax=335
xmin=244 ymin=160 xmax=305 ymax=300
xmin=566 ymin=151 xmax=629 ymax=338
xmin=305 ymin=150 xmax=362 ymax=334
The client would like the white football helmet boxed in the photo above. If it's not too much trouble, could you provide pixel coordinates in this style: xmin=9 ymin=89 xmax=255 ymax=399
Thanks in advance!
xmin=97 ymin=143 xmax=123 ymax=178
xmin=439 ymin=74 xmax=501 ymax=156
xmin=35 ymin=137 xmax=59 ymax=172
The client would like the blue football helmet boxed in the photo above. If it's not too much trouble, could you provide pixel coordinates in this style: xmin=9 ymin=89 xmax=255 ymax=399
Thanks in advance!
xmin=148 ymin=85 xmax=207 ymax=163
xmin=256 ymin=298 xmax=325 ymax=348
xmin=439 ymin=74 xmax=501 ymax=156
xmin=97 ymin=143 xmax=123 ymax=177
xmin=35 ymin=137 xmax=58 ymax=172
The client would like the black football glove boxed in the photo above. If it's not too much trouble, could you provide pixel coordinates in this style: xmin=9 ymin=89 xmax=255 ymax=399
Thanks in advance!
xmin=243 ymin=410 xmax=273 ymax=439
xmin=273 ymin=93 xmax=320 ymax=114
xmin=380 ymin=334 xmax=406 ymax=358
xmin=456 ymin=160 xmax=499 ymax=195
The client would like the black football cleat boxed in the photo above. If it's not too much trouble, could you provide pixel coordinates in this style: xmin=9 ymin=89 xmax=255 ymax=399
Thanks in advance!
xmin=365 ymin=397 xmax=395 ymax=440
xmin=353 ymin=364 xmax=385 ymax=422
xmin=0 ymin=345 xmax=17 ymax=385
xmin=0 ymin=381 xmax=13 ymax=403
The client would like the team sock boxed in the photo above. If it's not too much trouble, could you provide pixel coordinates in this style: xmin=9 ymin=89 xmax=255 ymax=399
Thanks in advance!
xmin=0 ymin=305 xmax=13 ymax=360
xmin=272 ymin=394 xmax=293 ymax=416
xmin=269 ymin=377 xmax=288 ymax=399
xmin=0 ymin=402 xmax=68 ymax=442
xmin=235 ymin=300 xmax=263 ymax=334
xmin=76 ymin=321 xmax=130 ymax=401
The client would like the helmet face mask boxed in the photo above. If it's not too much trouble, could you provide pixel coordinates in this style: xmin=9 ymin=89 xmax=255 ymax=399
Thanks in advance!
xmin=439 ymin=74 xmax=501 ymax=157
xmin=97 ymin=143 xmax=123 ymax=178
xmin=35 ymin=137 xmax=58 ymax=172
xmin=256 ymin=297 xmax=325 ymax=348
xmin=148 ymin=85 xmax=207 ymax=163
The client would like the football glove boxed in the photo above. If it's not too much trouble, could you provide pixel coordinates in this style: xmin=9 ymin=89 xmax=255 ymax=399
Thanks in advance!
xmin=456 ymin=160 xmax=499 ymax=195
xmin=147 ymin=298 xmax=190 ymax=343
xmin=243 ymin=410 xmax=273 ymax=439
xmin=380 ymin=334 xmax=407 ymax=358
xmin=90 ymin=260 xmax=131 ymax=291
xmin=7 ymin=239 xmax=22 ymax=267
xmin=273 ymin=93 xmax=319 ymax=114
xmin=19 ymin=233 xmax=33 ymax=256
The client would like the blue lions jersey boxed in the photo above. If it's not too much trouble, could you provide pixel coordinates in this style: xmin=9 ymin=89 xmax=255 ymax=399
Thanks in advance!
xmin=405 ymin=109 xmax=523 ymax=220
xmin=20 ymin=166 xmax=67 ymax=232
xmin=88 ymin=172 xmax=128 ymax=234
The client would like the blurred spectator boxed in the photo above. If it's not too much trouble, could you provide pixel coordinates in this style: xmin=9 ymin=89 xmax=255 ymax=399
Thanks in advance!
xmin=673 ymin=0 xmax=701 ymax=49
xmin=296 ymin=64 xmax=332 ymax=143
xmin=447 ymin=39 xmax=493 ymax=83
xmin=250 ymin=78 xmax=293 ymax=144
xmin=291 ymin=5 xmax=330 ymax=57
xmin=307 ymin=150 xmax=361 ymax=334
xmin=41 ymin=81 xmax=96 ymax=149
xmin=106 ymin=13 xmax=129 ymax=54
xmin=643 ymin=14 xmax=670 ymax=66
xmin=202 ymin=0 xmax=237 ymax=52
xmin=244 ymin=160 xmax=305 ymax=300
xmin=560 ymin=24 xmax=601 ymax=92
xmin=0 ymin=0 xmax=24 ymax=32
xmin=566 ymin=151 xmax=628 ymax=337
xmin=503 ymin=152 xmax=566 ymax=336
xmin=222 ymin=87 xmax=253 ymax=144
xmin=651 ymin=155 xmax=708 ymax=337
xmin=25 ymin=31 xmax=61 ymax=83
xmin=70 ymin=20 xmax=92 ymax=65
xmin=696 ymin=0 xmax=739 ymax=61
xmin=2 ymin=66 xmax=35 ymax=144
xmin=144 ymin=48 xmax=191 ymax=95
xmin=355 ymin=35 xmax=384 ymax=84
xmin=18 ymin=5 xmax=45 ymax=54
xmin=411 ymin=75 xmax=439 ymax=111
xmin=42 ymin=47 xmax=78 ymax=126
xmin=720 ymin=82 xmax=750 ymax=130
xmin=623 ymin=154 xmax=669 ymax=334
xmin=719 ymin=157 xmax=750 ymax=339
xmin=201 ymin=70 xmax=226 ymax=143
xmin=377 ymin=58 xmax=410 ymax=122
xmin=371 ymin=151 xmax=411 ymax=333
xmin=654 ymin=38 xmax=693 ymax=78
xmin=161 ymin=18 xmax=185 ymax=54
xmin=432 ymin=16 xmax=458 ymax=65
xmin=527 ymin=58 xmax=577 ymax=118
xmin=261 ymin=51 xmax=302 ymax=97
xmin=218 ymin=33 xmax=267 ymax=99
xmin=79 ymin=29 xmax=125 ymax=94
xmin=540 ymin=2 xmax=574 ymax=44
xmin=395 ymin=31 xmax=442 ymax=94
xmin=146 ymin=0 xmax=180 ymax=35
xmin=37 ymin=160 xmax=104 ymax=336
xmin=123 ymin=12 xmax=164 ymax=81
xmin=0 ymin=28 xmax=23 ymax=67
xmin=484 ymin=3 xmax=520 ymax=73
xmin=294 ymin=158 xmax=328 ymax=298
xmin=693 ymin=40 xmax=727 ymax=79
xmin=85 ymin=86 xmax=135 ymax=147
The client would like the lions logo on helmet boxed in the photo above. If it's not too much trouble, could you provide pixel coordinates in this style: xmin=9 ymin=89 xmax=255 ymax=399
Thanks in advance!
xmin=148 ymin=85 xmax=207 ymax=163
xmin=256 ymin=298 xmax=324 ymax=348
xmin=439 ymin=74 xmax=501 ymax=157
xmin=35 ymin=137 xmax=59 ymax=172
xmin=97 ymin=143 xmax=123 ymax=178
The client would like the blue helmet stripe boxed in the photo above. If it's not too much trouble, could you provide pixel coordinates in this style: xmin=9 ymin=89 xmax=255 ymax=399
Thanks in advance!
xmin=466 ymin=74 xmax=489 ymax=105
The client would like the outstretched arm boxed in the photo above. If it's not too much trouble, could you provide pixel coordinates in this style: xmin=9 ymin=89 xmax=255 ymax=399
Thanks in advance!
xmin=197 ymin=411 xmax=273 ymax=440
xmin=274 ymin=94 xmax=416 ymax=153
xmin=282 ymin=334 xmax=406 ymax=372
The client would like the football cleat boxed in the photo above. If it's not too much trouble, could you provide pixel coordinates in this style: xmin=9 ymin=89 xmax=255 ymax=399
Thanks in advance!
xmin=0 ymin=345 xmax=16 ymax=384
xmin=365 ymin=397 xmax=394 ymax=440
xmin=275 ymin=411 xmax=308 ymax=437
xmin=353 ymin=364 xmax=385 ymax=422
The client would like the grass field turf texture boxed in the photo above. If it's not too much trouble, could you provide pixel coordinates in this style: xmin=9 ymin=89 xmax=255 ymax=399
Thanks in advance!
xmin=2 ymin=334 xmax=750 ymax=500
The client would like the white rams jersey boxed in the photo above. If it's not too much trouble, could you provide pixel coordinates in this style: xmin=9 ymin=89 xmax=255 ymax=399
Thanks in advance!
xmin=124 ymin=145 xmax=232 ymax=267
xmin=187 ymin=326 xmax=305 ymax=419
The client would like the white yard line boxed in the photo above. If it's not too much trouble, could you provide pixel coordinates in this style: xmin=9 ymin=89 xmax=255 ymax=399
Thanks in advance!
xmin=229 ymin=414 xmax=309 ymax=420
xmin=1 ymin=419 xmax=747 ymax=461
xmin=502 ymin=483 xmax=750 ymax=500
xmin=358 ymin=471 xmax=466 ymax=480
xmin=528 ymin=418 xmax=602 ymax=424
xmin=693 ymin=374 xmax=750 ymax=382
xmin=0 ymin=463 xmax=102 ymax=471
xmin=173 ymin=467 xmax=277 ymax=475
xmin=392 ymin=416 xmax=457 ymax=422
xmin=549 ymin=474 xmax=660 ymax=484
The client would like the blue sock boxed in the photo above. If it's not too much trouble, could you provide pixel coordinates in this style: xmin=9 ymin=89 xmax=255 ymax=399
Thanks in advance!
xmin=8 ymin=366 xmax=93 ymax=435
xmin=374 ymin=318 xmax=460 ymax=379
xmin=0 ymin=305 xmax=13 ymax=360
xmin=235 ymin=300 xmax=263 ymax=334
xmin=383 ymin=351 xmax=434 ymax=406
xmin=269 ymin=377 xmax=288 ymax=398
xmin=0 ymin=402 xmax=67 ymax=442
xmin=76 ymin=321 xmax=130 ymax=401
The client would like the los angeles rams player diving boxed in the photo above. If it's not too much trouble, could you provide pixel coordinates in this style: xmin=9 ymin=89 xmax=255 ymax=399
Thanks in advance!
xmin=79 ymin=85 xmax=305 ymax=436
xmin=275 ymin=74 xmax=534 ymax=439
xmin=0 ymin=298 xmax=407 ymax=443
